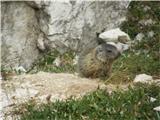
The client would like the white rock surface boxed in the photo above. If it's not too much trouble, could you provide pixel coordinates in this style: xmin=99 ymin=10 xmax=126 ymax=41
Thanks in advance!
xmin=99 ymin=28 xmax=130 ymax=42
xmin=53 ymin=56 xmax=61 ymax=67
xmin=1 ymin=2 xmax=40 ymax=70
xmin=150 ymin=97 xmax=157 ymax=102
xmin=44 ymin=1 xmax=130 ymax=52
xmin=73 ymin=55 xmax=79 ymax=65
xmin=133 ymin=74 xmax=153 ymax=83
xmin=153 ymin=106 xmax=160 ymax=112
xmin=148 ymin=31 xmax=154 ymax=38
xmin=139 ymin=19 xmax=155 ymax=26
xmin=0 ymin=74 xmax=2 ymax=80
xmin=143 ymin=6 xmax=151 ymax=12
xmin=37 ymin=33 xmax=46 ymax=51
xmin=135 ymin=33 xmax=145 ymax=41
xmin=14 ymin=66 xmax=27 ymax=73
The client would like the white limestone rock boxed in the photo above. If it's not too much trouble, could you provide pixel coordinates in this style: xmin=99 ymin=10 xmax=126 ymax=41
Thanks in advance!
xmin=14 ymin=66 xmax=27 ymax=73
xmin=150 ymin=97 xmax=157 ymax=102
xmin=133 ymin=74 xmax=153 ymax=83
xmin=37 ymin=33 xmax=46 ymax=51
xmin=0 ymin=74 xmax=2 ymax=80
xmin=153 ymin=106 xmax=160 ymax=112
xmin=135 ymin=33 xmax=145 ymax=41
xmin=148 ymin=31 xmax=154 ymax=38
xmin=1 ymin=2 xmax=40 ymax=70
xmin=53 ymin=56 xmax=61 ymax=67
xmin=139 ymin=19 xmax=155 ymax=26
xmin=73 ymin=55 xmax=79 ymax=65
xmin=43 ymin=1 xmax=130 ymax=51
xmin=99 ymin=28 xmax=130 ymax=42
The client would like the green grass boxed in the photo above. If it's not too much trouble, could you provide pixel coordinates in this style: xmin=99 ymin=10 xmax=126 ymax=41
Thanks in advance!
xmin=121 ymin=1 xmax=160 ymax=39
xmin=108 ymin=50 xmax=160 ymax=84
xmin=30 ymin=50 xmax=76 ymax=74
xmin=20 ymin=84 xmax=160 ymax=120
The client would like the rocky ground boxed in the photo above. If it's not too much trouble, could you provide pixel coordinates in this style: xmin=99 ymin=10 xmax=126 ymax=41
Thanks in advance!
xmin=1 ymin=72 xmax=127 ymax=119
xmin=1 ymin=71 xmax=160 ymax=119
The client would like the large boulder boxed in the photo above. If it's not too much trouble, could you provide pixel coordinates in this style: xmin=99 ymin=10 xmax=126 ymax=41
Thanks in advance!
xmin=1 ymin=2 xmax=41 ymax=70
xmin=41 ymin=1 xmax=130 ymax=52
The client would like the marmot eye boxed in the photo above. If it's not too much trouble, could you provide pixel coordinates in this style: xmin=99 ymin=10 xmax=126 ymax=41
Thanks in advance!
xmin=107 ymin=50 xmax=112 ymax=53
xmin=99 ymin=49 xmax=103 ymax=52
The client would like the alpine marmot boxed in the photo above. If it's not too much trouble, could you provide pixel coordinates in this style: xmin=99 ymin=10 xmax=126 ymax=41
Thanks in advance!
xmin=78 ymin=33 xmax=120 ymax=79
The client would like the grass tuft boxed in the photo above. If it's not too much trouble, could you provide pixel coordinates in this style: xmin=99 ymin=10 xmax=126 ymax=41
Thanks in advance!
xmin=30 ymin=50 xmax=76 ymax=74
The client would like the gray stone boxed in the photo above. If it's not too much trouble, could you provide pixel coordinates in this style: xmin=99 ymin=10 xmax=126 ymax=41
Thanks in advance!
xmin=73 ymin=55 xmax=79 ymax=65
xmin=1 ymin=2 xmax=40 ymax=70
xmin=148 ymin=31 xmax=154 ymax=38
xmin=37 ymin=33 xmax=46 ymax=51
xmin=150 ymin=97 xmax=157 ymax=102
xmin=43 ymin=1 xmax=130 ymax=52
xmin=143 ymin=6 xmax=151 ymax=12
xmin=52 ymin=56 xmax=61 ymax=67
xmin=139 ymin=19 xmax=155 ymax=26
xmin=99 ymin=28 xmax=130 ymax=42
xmin=135 ymin=33 xmax=145 ymax=41
xmin=153 ymin=106 xmax=160 ymax=112
xmin=133 ymin=74 xmax=153 ymax=83
xmin=14 ymin=66 xmax=26 ymax=73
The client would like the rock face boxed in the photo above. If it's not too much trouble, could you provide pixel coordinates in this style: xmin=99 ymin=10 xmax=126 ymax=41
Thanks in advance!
xmin=1 ymin=2 xmax=40 ymax=70
xmin=1 ymin=1 xmax=130 ymax=71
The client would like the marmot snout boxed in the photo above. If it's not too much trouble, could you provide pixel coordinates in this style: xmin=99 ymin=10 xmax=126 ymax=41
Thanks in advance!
xmin=95 ymin=44 xmax=120 ymax=63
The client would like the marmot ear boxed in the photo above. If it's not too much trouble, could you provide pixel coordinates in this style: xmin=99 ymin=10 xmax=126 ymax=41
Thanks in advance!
xmin=96 ymin=32 xmax=100 ymax=38
xmin=97 ymin=38 xmax=106 ymax=44
xmin=96 ymin=28 xmax=105 ymax=37
xmin=96 ymin=32 xmax=106 ymax=44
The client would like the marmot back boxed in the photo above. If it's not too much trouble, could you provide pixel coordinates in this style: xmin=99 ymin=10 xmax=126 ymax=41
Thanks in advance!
xmin=78 ymin=34 xmax=120 ymax=79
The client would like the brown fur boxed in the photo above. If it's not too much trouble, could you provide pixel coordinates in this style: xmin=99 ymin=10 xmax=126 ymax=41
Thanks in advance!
xmin=78 ymin=32 xmax=120 ymax=79
xmin=78 ymin=47 xmax=114 ymax=79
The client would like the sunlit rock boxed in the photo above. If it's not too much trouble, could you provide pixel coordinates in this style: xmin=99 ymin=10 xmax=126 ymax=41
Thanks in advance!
xmin=133 ymin=74 xmax=153 ymax=83
xmin=99 ymin=28 xmax=130 ymax=42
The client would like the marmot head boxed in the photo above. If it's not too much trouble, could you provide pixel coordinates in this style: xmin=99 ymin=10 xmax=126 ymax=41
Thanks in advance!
xmin=95 ymin=43 xmax=120 ymax=63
